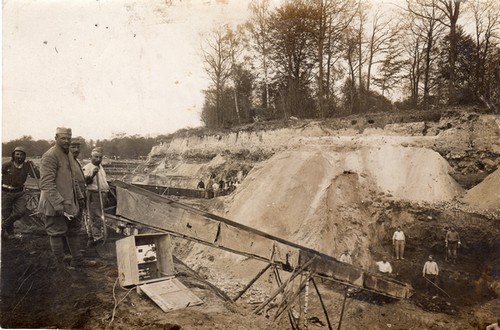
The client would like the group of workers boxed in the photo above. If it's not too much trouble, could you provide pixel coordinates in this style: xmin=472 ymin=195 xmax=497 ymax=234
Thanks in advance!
xmin=197 ymin=174 xmax=238 ymax=198
xmin=2 ymin=127 xmax=109 ymax=271
xmin=338 ymin=225 xmax=463 ymax=297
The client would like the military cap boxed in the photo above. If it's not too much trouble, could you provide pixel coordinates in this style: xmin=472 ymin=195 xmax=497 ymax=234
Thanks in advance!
xmin=70 ymin=137 xmax=83 ymax=145
xmin=56 ymin=127 xmax=72 ymax=135
xmin=13 ymin=146 xmax=27 ymax=154
xmin=91 ymin=147 xmax=104 ymax=156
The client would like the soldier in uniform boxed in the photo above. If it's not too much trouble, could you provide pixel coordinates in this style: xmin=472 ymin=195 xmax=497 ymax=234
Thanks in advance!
xmin=2 ymin=146 xmax=40 ymax=238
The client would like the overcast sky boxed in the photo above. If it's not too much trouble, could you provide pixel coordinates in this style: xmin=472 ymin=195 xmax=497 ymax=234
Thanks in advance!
xmin=2 ymin=0 xmax=400 ymax=142
xmin=2 ymin=0 xmax=255 ymax=142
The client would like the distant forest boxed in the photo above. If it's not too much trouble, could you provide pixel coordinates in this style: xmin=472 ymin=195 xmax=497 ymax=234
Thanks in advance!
xmin=200 ymin=0 xmax=499 ymax=128
xmin=2 ymin=135 xmax=165 ymax=159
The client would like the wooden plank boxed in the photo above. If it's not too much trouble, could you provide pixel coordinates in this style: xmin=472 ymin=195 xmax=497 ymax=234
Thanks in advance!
xmin=217 ymin=223 xmax=274 ymax=260
xmin=111 ymin=181 xmax=414 ymax=300
xmin=140 ymin=278 xmax=203 ymax=312
xmin=116 ymin=186 xmax=219 ymax=243
xmin=116 ymin=236 xmax=139 ymax=287
xmin=157 ymin=234 xmax=175 ymax=276
xmin=363 ymin=273 xmax=412 ymax=299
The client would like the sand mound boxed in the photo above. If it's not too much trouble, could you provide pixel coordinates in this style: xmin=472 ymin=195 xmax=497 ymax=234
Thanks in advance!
xmin=462 ymin=168 xmax=500 ymax=210
xmin=220 ymin=145 xmax=463 ymax=266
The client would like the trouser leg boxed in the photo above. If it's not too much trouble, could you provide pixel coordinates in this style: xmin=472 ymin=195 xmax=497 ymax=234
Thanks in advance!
xmin=2 ymin=192 xmax=26 ymax=234
xmin=449 ymin=242 xmax=458 ymax=261
xmin=88 ymin=192 xmax=108 ymax=241
xmin=49 ymin=236 xmax=66 ymax=265
xmin=66 ymin=235 xmax=83 ymax=265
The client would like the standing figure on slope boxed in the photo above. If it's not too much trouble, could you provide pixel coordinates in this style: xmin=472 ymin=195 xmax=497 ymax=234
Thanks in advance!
xmin=2 ymin=146 xmax=40 ymax=239
xmin=82 ymin=147 xmax=110 ymax=244
xmin=339 ymin=249 xmax=353 ymax=265
xmin=445 ymin=227 xmax=461 ymax=263
xmin=392 ymin=226 xmax=406 ymax=260
xmin=38 ymin=127 xmax=86 ymax=269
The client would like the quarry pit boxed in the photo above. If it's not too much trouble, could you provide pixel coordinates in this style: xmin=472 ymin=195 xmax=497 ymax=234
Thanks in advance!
xmin=1 ymin=107 xmax=499 ymax=329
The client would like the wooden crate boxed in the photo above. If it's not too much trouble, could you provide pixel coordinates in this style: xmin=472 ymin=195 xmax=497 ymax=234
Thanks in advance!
xmin=116 ymin=233 xmax=175 ymax=286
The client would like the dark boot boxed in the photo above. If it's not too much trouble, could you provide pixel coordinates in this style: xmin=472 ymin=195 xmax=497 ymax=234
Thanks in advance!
xmin=66 ymin=235 xmax=84 ymax=268
xmin=2 ymin=216 xmax=15 ymax=235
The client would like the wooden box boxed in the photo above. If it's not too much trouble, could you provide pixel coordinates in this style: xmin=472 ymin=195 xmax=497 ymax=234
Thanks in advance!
xmin=116 ymin=233 xmax=175 ymax=286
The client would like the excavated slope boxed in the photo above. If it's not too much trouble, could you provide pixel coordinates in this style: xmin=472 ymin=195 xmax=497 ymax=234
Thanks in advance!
xmin=462 ymin=168 xmax=500 ymax=210
xmin=222 ymin=145 xmax=463 ymax=267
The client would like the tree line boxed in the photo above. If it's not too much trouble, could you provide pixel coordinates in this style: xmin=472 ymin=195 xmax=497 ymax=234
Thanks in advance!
xmin=200 ymin=0 xmax=499 ymax=128
xmin=2 ymin=135 xmax=163 ymax=160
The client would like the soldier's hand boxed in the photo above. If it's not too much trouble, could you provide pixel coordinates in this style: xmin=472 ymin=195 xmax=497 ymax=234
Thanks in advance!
xmin=54 ymin=204 xmax=64 ymax=216
xmin=92 ymin=167 xmax=99 ymax=175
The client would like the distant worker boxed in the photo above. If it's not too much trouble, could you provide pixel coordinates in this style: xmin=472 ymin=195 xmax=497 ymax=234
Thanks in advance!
xmin=212 ymin=181 xmax=220 ymax=197
xmin=422 ymin=255 xmax=439 ymax=295
xmin=392 ymin=226 xmax=406 ymax=260
xmin=339 ymin=250 xmax=353 ymax=265
xmin=2 ymin=146 xmax=40 ymax=239
xmin=197 ymin=179 xmax=205 ymax=190
xmin=206 ymin=175 xmax=214 ymax=199
xmin=445 ymin=227 xmax=461 ymax=263
xmin=82 ymin=147 xmax=110 ymax=243
xmin=38 ymin=127 xmax=85 ymax=269
xmin=376 ymin=256 xmax=393 ymax=274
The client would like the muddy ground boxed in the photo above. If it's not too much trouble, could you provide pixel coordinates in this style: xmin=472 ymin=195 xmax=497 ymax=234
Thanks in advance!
xmin=1 ymin=198 xmax=498 ymax=329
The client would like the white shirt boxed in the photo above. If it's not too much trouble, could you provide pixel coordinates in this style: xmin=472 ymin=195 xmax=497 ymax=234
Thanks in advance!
xmin=339 ymin=253 xmax=353 ymax=265
xmin=392 ymin=230 xmax=405 ymax=241
xmin=376 ymin=261 xmax=392 ymax=274
xmin=82 ymin=163 xmax=109 ymax=192
xmin=423 ymin=261 xmax=439 ymax=276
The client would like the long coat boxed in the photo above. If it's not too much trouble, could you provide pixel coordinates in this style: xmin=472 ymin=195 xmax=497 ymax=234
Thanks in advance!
xmin=38 ymin=144 xmax=83 ymax=216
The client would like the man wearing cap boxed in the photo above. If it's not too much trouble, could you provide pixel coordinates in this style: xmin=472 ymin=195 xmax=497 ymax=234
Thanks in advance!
xmin=423 ymin=255 xmax=439 ymax=295
xmin=39 ymin=127 xmax=85 ymax=269
xmin=2 ymin=146 xmax=40 ymax=238
xmin=82 ymin=147 xmax=110 ymax=243
xmin=445 ymin=227 xmax=461 ymax=263
xmin=69 ymin=137 xmax=86 ymax=202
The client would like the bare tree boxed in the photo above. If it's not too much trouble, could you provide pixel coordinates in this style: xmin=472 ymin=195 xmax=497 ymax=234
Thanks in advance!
xmin=247 ymin=0 xmax=273 ymax=109
xmin=313 ymin=0 xmax=358 ymax=117
xmin=468 ymin=0 xmax=500 ymax=104
xmin=201 ymin=25 xmax=234 ymax=127
xmin=365 ymin=10 xmax=401 ymax=95
xmin=342 ymin=26 xmax=362 ymax=113
xmin=406 ymin=0 xmax=446 ymax=108
xmin=407 ymin=0 xmax=464 ymax=105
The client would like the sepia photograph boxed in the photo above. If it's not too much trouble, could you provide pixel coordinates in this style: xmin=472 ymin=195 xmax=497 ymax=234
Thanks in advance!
xmin=2 ymin=0 xmax=499 ymax=329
